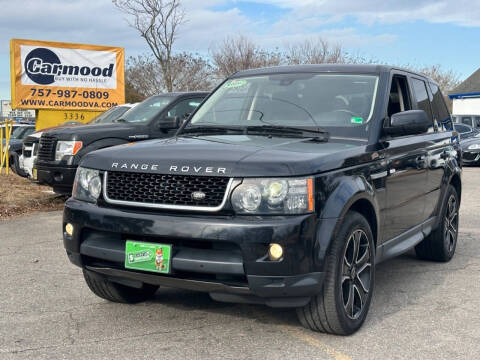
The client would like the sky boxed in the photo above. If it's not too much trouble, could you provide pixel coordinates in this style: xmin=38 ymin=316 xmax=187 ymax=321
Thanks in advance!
xmin=1 ymin=0 xmax=480 ymax=100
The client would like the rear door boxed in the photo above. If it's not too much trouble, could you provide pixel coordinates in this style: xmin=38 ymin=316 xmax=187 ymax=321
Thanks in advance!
xmin=423 ymin=81 xmax=454 ymax=221
xmin=381 ymin=72 xmax=429 ymax=242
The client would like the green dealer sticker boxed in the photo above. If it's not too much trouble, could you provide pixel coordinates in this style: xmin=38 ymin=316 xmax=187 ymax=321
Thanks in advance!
xmin=225 ymin=79 xmax=247 ymax=89
xmin=350 ymin=117 xmax=364 ymax=124
xmin=125 ymin=240 xmax=172 ymax=274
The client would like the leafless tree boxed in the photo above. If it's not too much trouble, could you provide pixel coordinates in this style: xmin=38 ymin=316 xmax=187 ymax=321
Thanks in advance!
xmin=126 ymin=53 xmax=214 ymax=96
xmin=211 ymin=36 xmax=282 ymax=78
xmin=285 ymin=38 xmax=347 ymax=65
xmin=416 ymin=64 xmax=460 ymax=92
xmin=113 ymin=0 xmax=185 ymax=92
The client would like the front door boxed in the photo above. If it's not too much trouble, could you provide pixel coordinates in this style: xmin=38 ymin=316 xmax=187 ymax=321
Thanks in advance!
xmin=381 ymin=74 xmax=429 ymax=242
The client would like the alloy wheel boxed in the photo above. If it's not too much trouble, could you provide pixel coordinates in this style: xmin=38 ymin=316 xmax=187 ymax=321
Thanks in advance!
xmin=342 ymin=229 xmax=372 ymax=320
xmin=444 ymin=195 xmax=458 ymax=253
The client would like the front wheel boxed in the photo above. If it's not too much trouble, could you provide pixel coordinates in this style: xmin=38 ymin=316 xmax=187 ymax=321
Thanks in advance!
xmin=83 ymin=269 xmax=159 ymax=303
xmin=297 ymin=211 xmax=375 ymax=335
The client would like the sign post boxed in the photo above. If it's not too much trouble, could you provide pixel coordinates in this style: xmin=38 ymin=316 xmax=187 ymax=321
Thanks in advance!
xmin=10 ymin=39 xmax=125 ymax=130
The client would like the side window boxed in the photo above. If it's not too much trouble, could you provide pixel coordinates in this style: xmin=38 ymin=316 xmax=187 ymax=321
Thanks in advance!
xmin=387 ymin=75 xmax=412 ymax=117
xmin=411 ymin=78 xmax=434 ymax=123
xmin=167 ymin=98 xmax=203 ymax=119
xmin=475 ymin=116 xmax=480 ymax=129
xmin=454 ymin=124 xmax=472 ymax=139
xmin=461 ymin=116 xmax=473 ymax=127
xmin=428 ymin=82 xmax=452 ymax=131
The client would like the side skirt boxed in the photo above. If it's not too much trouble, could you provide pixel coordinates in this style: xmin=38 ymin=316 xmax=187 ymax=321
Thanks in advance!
xmin=376 ymin=216 xmax=436 ymax=264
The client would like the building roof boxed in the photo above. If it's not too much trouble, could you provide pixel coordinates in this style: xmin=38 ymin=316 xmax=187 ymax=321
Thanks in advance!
xmin=449 ymin=68 xmax=480 ymax=98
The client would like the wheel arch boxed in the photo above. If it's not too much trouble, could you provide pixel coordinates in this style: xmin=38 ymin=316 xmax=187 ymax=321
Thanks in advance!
xmin=449 ymin=172 xmax=461 ymax=205
xmin=314 ymin=175 xmax=380 ymax=271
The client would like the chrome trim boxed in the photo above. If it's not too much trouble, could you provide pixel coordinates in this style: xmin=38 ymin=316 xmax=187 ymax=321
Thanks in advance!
xmin=102 ymin=171 xmax=234 ymax=212
xmin=370 ymin=171 xmax=387 ymax=180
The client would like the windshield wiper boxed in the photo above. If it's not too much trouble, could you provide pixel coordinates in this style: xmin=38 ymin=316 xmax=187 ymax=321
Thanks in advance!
xmin=180 ymin=125 xmax=244 ymax=135
xmin=113 ymin=118 xmax=127 ymax=123
xmin=245 ymin=125 xmax=329 ymax=141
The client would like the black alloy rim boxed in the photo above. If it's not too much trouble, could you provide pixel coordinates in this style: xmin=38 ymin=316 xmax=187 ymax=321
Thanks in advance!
xmin=445 ymin=195 xmax=458 ymax=253
xmin=342 ymin=229 xmax=372 ymax=320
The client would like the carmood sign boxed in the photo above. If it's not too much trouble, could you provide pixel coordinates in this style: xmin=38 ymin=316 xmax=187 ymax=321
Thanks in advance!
xmin=10 ymin=39 xmax=125 ymax=111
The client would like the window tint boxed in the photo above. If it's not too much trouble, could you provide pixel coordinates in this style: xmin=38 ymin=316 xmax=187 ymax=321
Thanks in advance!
xmin=454 ymin=123 xmax=471 ymax=134
xmin=461 ymin=116 xmax=473 ymax=127
xmin=122 ymin=96 xmax=173 ymax=123
xmin=428 ymin=82 xmax=451 ymax=131
xmin=475 ymin=116 xmax=480 ymax=129
xmin=89 ymin=106 xmax=130 ymax=124
xmin=387 ymin=75 xmax=412 ymax=117
xmin=191 ymin=74 xmax=379 ymax=137
xmin=411 ymin=78 xmax=433 ymax=124
xmin=167 ymin=98 xmax=203 ymax=119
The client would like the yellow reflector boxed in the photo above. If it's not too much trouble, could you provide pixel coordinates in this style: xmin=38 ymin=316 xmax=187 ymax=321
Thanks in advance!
xmin=269 ymin=243 xmax=283 ymax=261
xmin=65 ymin=223 xmax=74 ymax=236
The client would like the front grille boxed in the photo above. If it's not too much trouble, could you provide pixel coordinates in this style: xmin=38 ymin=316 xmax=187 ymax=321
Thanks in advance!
xmin=463 ymin=152 xmax=479 ymax=161
xmin=38 ymin=135 xmax=57 ymax=161
xmin=105 ymin=171 xmax=231 ymax=209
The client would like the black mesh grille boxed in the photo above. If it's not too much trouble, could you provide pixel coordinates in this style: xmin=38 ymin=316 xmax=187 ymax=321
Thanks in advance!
xmin=38 ymin=135 xmax=57 ymax=161
xmin=463 ymin=152 xmax=478 ymax=161
xmin=105 ymin=171 xmax=230 ymax=207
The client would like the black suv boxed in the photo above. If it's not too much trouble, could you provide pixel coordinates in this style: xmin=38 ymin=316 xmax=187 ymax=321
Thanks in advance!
xmin=36 ymin=92 xmax=208 ymax=194
xmin=62 ymin=65 xmax=461 ymax=335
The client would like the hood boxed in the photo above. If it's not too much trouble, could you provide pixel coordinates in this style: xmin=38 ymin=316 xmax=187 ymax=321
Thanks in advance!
xmin=5 ymin=138 xmax=23 ymax=151
xmin=44 ymin=122 xmax=140 ymax=142
xmin=80 ymin=134 xmax=371 ymax=177
xmin=461 ymin=136 xmax=480 ymax=149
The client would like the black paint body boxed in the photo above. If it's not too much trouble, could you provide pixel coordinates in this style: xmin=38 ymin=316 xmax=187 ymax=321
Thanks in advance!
xmin=63 ymin=65 xmax=462 ymax=307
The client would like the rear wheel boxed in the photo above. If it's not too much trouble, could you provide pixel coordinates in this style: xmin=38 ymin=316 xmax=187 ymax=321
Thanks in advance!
xmin=297 ymin=211 xmax=375 ymax=335
xmin=415 ymin=185 xmax=459 ymax=262
xmin=83 ymin=269 xmax=159 ymax=303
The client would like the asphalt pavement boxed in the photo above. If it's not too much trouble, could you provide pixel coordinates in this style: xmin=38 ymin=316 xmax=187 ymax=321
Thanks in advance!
xmin=1 ymin=168 xmax=480 ymax=359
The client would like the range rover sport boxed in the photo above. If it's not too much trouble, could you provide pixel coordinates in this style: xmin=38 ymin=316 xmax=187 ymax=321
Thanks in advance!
xmin=62 ymin=65 xmax=461 ymax=335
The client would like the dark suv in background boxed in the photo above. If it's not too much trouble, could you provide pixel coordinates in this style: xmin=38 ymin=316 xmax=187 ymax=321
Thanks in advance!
xmin=36 ymin=92 xmax=208 ymax=194
xmin=62 ymin=65 xmax=461 ymax=335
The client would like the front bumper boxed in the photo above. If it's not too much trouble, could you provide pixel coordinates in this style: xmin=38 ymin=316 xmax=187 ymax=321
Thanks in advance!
xmin=36 ymin=163 xmax=77 ymax=193
xmin=462 ymin=150 xmax=480 ymax=164
xmin=63 ymin=199 xmax=329 ymax=307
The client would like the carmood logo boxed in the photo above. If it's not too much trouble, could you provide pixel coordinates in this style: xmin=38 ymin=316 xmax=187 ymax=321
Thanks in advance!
xmin=24 ymin=48 xmax=61 ymax=85
xmin=24 ymin=47 xmax=115 ymax=85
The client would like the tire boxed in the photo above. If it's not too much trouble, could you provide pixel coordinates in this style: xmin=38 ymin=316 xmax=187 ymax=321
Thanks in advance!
xmin=297 ymin=211 xmax=375 ymax=335
xmin=82 ymin=269 xmax=159 ymax=303
xmin=415 ymin=185 xmax=459 ymax=262
xmin=10 ymin=154 xmax=27 ymax=177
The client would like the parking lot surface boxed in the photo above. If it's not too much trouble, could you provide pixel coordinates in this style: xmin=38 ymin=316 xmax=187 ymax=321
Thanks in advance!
xmin=1 ymin=168 xmax=480 ymax=359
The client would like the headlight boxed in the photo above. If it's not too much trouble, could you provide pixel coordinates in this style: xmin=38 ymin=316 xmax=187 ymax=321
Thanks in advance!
xmin=231 ymin=177 xmax=314 ymax=214
xmin=55 ymin=140 xmax=83 ymax=161
xmin=467 ymin=143 xmax=480 ymax=150
xmin=72 ymin=167 xmax=101 ymax=202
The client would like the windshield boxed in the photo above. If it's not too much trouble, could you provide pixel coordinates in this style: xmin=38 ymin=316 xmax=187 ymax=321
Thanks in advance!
xmin=120 ymin=96 xmax=172 ymax=123
xmin=11 ymin=127 xmax=34 ymax=139
xmin=186 ymin=73 xmax=378 ymax=139
xmin=88 ymin=106 xmax=131 ymax=124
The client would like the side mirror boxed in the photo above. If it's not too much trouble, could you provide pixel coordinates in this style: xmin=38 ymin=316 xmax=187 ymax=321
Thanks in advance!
xmin=383 ymin=110 xmax=430 ymax=137
xmin=156 ymin=116 xmax=180 ymax=132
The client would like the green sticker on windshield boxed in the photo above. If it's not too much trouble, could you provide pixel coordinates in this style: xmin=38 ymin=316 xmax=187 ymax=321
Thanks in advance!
xmin=351 ymin=117 xmax=364 ymax=124
xmin=225 ymin=79 xmax=247 ymax=89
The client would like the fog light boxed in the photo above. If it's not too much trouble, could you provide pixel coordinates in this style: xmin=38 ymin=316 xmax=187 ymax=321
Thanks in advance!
xmin=269 ymin=243 xmax=283 ymax=261
xmin=65 ymin=223 xmax=74 ymax=236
